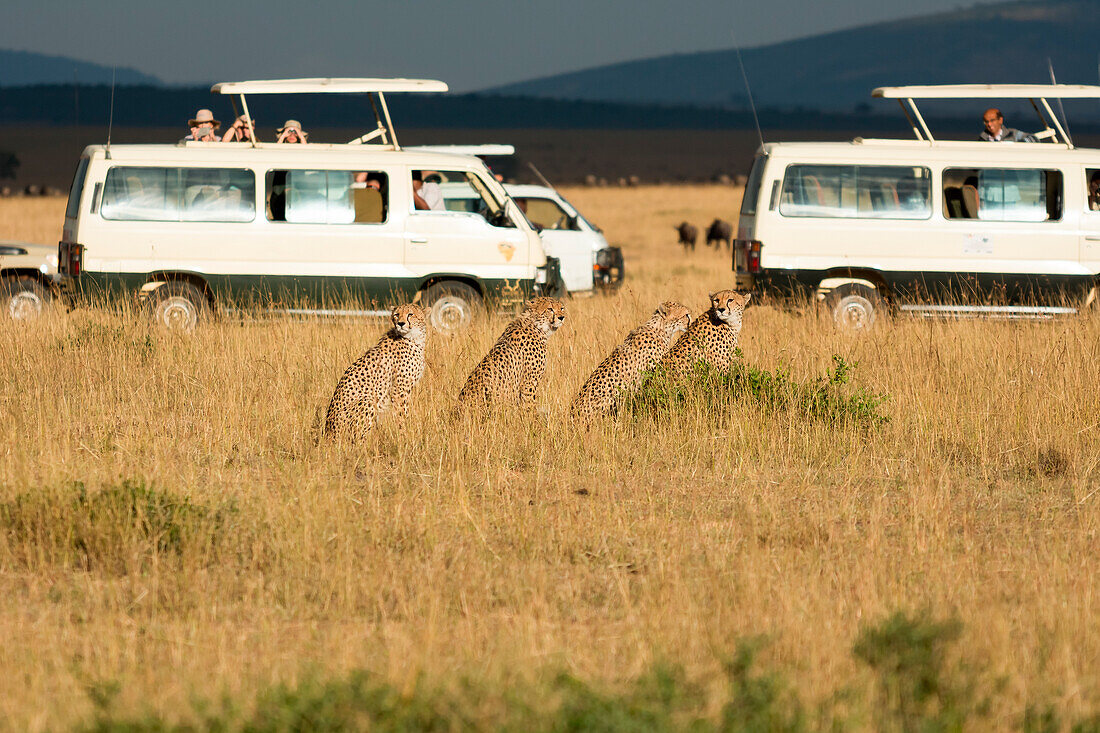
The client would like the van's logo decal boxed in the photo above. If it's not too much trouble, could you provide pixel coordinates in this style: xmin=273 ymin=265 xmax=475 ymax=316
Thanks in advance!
xmin=497 ymin=242 xmax=516 ymax=261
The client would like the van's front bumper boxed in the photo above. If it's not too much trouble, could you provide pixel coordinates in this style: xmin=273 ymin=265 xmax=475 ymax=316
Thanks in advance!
xmin=595 ymin=246 xmax=624 ymax=290
xmin=535 ymin=257 xmax=565 ymax=297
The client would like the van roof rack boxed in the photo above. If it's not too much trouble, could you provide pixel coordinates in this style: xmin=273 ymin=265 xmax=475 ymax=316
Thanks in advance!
xmin=210 ymin=77 xmax=449 ymax=150
xmin=870 ymin=83 xmax=1100 ymax=148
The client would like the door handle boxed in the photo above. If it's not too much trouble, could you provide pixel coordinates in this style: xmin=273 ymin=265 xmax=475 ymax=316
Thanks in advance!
xmin=1086 ymin=236 xmax=1100 ymax=241
xmin=409 ymin=237 xmax=428 ymax=244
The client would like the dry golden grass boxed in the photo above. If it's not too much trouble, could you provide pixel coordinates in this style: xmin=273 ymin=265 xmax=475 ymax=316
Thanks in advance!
xmin=0 ymin=187 xmax=1098 ymax=730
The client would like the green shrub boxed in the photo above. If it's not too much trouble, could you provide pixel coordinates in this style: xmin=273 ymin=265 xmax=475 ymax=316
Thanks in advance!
xmin=0 ymin=478 xmax=235 ymax=573
xmin=629 ymin=352 xmax=889 ymax=427
xmin=852 ymin=610 xmax=984 ymax=732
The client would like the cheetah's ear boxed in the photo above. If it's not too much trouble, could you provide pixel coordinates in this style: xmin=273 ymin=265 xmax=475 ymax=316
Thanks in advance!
xmin=656 ymin=302 xmax=668 ymax=316
xmin=708 ymin=291 xmax=717 ymax=301
xmin=743 ymin=293 xmax=752 ymax=304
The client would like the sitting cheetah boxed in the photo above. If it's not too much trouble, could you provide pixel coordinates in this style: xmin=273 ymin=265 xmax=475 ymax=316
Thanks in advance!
xmin=570 ymin=301 xmax=691 ymax=420
xmin=659 ymin=290 xmax=751 ymax=376
xmin=324 ymin=303 xmax=428 ymax=439
xmin=456 ymin=297 xmax=566 ymax=409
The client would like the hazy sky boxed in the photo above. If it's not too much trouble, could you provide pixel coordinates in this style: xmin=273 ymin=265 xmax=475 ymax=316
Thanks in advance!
xmin=3 ymin=0 xmax=998 ymax=91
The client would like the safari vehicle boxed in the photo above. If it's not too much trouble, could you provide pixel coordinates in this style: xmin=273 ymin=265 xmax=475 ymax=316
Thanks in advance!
xmin=58 ymin=78 xmax=563 ymax=332
xmin=733 ymin=84 xmax=1100 ymax=330
xmin=1 ymin=241 xmax=60 ymax=320
xmin=433 ymin=177 xmax=623 ymax=294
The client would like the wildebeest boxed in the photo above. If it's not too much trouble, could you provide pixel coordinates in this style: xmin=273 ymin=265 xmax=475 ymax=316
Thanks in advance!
xmin=675 ymin=222 xmax=698 ymax=251
xmin=706 ymin=218 xmax=733 ymax=250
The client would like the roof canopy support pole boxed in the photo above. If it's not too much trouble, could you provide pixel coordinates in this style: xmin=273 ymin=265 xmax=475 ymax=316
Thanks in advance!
xmin=906 ymin=98 xmax=934 ymax=142
xmin=367 ymin=93 xmax=389 ymax=145
xmin=898 ymin=99 xmax=924 ymax=141
xmin=377 ymin=92 xmax=399 ymax=150
xmin=1027 ymin=98 xmax=1057 ymax=142
xmin=240 ymin=94 xmax=257 ymax=148
xmin=1039 ymin=97 xmax=1073 ymax=148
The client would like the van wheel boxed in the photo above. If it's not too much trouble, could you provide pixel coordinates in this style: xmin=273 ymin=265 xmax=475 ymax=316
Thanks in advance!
xmin=148 ymin=282 xmax=209 ymax=332
xmin=2 ymin=276 xmax=50 ymax=321
xmin=827 ymin=284 xmax=882 ymax=332
xmin=423 ymin=281 xmax=481 ymax=332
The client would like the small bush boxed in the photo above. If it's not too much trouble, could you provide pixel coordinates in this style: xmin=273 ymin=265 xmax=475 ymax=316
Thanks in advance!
xmin=852 ymin=609 xmax=985 ymax=732
xmin=629 ymin=352 xmax=889 ymax=427
xmin=0 ymin=478 xmax=235 ymax=573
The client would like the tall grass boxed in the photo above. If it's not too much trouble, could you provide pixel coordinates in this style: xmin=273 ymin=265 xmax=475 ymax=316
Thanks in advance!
xmin=0 ymin=189 xmax=1098 ymax=730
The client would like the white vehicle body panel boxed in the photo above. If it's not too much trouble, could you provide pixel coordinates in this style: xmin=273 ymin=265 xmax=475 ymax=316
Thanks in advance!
xmin=736 ymin=139 xmax=1100 ymax=307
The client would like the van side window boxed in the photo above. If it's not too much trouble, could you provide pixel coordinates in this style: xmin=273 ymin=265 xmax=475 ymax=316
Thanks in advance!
xmin=425 ymin=170 xmax=514 ymax=227
xmin=943 ymin=168 xmax=1062 ymax=222
xmin=101 ymin=167 xmax=254 ymax=222
xmin=779 ymin=165 xmax=930 ymax=219
xmin=740 ymin=154 xmax=768 ymax=216
xmin=266 ymin=170 xmax=388 ymax=224
xmin=517 ymin=197 xmax=576 ymax=230
xmin=1087 ymin=169 xmax=1100 ymax=212
xmin=65 ymin=158 xmax=90 ymax=219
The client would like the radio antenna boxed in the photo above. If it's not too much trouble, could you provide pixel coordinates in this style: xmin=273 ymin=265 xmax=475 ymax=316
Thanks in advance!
xmin=527 ymin=161 xmax=555 ymax=189
xmin=105 ymin=67 xmax=116 ymax=160
xmin=1047 ymin=58 xmax=1072 ymax=143
xmin=733 ymin=40 xmax=764 ymax=149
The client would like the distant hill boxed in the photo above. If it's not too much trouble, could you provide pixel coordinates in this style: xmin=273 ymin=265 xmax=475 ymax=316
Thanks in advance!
xmin=489 ymin=0 xmax=1100 ymax=111
xmin=0 ymin=49 xmax=161 ymax=86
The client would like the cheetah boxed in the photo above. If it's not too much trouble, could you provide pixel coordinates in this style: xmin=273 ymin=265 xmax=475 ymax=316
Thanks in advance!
xmin=570 ymin=301 xmax=691 ymax=420
xmin=456 ymin=297 xmax=567 ymax=409
xmin=324 ymin=303 xmax=428 ymax=439
xmin=659 ymin=290 xmax=751 ymax=376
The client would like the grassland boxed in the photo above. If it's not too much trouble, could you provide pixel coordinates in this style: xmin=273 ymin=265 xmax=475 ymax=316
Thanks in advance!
xmin=1 ymin=187 xmax=1098 ymax=731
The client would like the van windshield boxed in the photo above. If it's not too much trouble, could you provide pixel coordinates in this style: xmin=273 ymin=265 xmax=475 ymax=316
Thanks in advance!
xmin=65 ymin=158 xmax=89 ymax=220
xmin=740 ymin=154 xmax=767 ymax=216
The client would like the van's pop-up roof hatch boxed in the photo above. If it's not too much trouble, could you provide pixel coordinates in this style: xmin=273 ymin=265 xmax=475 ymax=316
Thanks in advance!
xmin=210 ymin=77 xmax=449 ymax=150
xmin=872 ymin=84 xmax=1100 ymax=148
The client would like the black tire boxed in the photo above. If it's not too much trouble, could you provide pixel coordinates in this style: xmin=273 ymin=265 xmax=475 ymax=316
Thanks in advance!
xmin=2 ymin=276 xmax=51 ymax=321
xmin=826 ymin=284 xmax=883 ymax=332
xmin=422 ymin=281 xmax=482 ymax=332
xmin=148 ymin=281 xmax=210 ymax=332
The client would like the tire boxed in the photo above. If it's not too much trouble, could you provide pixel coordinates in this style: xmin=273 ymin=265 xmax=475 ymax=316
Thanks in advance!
xmin=422 ymin=281 xmax=482 ymax=332
xmin=2 ymin=276 xmax=50 ymax=321
xmin=148 ymin=281 xmax=210 ymax=332
xmin=826 ymin=284 xmax=883 ymax=332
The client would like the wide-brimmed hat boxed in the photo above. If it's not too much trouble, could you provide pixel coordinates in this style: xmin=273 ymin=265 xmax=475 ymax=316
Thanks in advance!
xmin=278 ymin=119 xmax=303 ymax=133
xmin=188 ymin=108 xmax=220 ymax=128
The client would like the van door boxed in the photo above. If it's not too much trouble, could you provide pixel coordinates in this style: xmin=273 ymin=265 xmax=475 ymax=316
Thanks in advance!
xmin=258 ymin=168 xmax=411 ymax=311
xmin=404 ymin=169 xmax=533 ymax=296
xmin=514 ymin=195 xmax=594 ymax=292
xmin=1082 ymin=168 xmax=1100 ymax=281
xmin=940 ymin=167 xmax=1078 ymax=305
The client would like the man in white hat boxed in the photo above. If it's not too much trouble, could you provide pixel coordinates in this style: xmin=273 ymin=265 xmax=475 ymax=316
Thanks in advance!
xmin=276 ymin=119 xmax=307 ymax=143
xmin=184 ymin=109 xmax=221 ymax=142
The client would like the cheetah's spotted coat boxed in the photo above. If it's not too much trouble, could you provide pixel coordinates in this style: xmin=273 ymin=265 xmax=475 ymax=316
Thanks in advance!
xmin=570 ymin=301 xmax=691 ymax=420
xmin=456 ymin=297 xmax=567 ymax=409
xmin=324 ymin=303 xmax=428 ymax=439
xmin=660 ymin=290 xmax=750 ymax=375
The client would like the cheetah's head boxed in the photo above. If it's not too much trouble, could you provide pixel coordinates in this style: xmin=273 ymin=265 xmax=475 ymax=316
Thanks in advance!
xmin=652 ymin=301 xmax=691 ymax=338
xmin=391 ymin=303 xmax=428 ymax=341
xmin=709 ymin=290 xmax=751 ymax=329
xmin=522 ymin=297 xmax=567 ymax=335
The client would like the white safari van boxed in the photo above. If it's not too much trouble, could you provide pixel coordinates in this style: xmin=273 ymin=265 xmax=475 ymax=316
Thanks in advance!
xmin=58 ymin=79 xmax=563 ymax=331
xmin=734 ymin=85 xmax=1100 ymax=329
